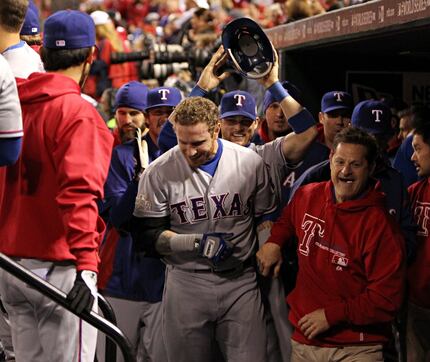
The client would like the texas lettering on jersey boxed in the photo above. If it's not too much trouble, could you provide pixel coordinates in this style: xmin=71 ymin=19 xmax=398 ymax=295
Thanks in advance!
xmin=170 ymin=193 xmax=251 ymax=224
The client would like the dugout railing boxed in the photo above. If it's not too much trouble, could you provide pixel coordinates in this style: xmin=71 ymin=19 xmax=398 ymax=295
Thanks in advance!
xmin=0 ymin=252 xmax=134 ymax=362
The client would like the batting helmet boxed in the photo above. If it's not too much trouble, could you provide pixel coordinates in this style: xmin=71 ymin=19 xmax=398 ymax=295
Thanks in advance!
xmin=222 ymin=17 xmax=274 ymax=80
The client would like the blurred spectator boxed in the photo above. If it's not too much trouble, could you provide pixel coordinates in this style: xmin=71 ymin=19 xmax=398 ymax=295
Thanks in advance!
xmin=84 ymin=10 xmax=138 ymax=99
xmin=324 ymin=0 xmax=344 ymax=11
xmin=284 ymin=0 xmax=325 ymax=22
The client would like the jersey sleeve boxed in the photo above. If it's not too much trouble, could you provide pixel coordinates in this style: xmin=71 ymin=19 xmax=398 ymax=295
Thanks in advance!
xmin=134 ymin=163 xmax=170 ymax=218
xmin=0 ymin=55 xmax=23 ymax=138
xmin=53 ymin=111 xmax=113 ymax=272
xmin=253 ymin=156 xmax=278 ymax=218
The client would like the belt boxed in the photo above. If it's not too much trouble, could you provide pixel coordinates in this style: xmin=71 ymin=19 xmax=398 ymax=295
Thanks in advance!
xmin=193 ymin=258 xmax=254 ymax=275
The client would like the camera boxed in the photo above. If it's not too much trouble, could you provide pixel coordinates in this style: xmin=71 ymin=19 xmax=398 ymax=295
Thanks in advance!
xmin=140 ymin=62 xmax=190 ymax=79
xmin=109 ymin=42 xmax=216 ymax=80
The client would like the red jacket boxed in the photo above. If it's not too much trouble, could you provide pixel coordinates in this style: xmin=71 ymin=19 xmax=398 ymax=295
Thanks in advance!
xmin=408 ymin=178 xmax=430 ymax=308
xmin=268 ymin=181 xmax=405 ymax=346
xmin=0 ymin=73 xmax=113 ymax=272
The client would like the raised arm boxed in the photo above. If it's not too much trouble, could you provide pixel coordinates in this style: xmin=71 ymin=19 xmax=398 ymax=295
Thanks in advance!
xmin=257 ymin=48 xmax=318 ymax=164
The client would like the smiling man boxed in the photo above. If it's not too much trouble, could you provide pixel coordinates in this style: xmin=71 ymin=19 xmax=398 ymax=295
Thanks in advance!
xmin=257 ymin=127 xmax=406 ymax=362
xmin=133 ymin=96 xmax=277 ymax=362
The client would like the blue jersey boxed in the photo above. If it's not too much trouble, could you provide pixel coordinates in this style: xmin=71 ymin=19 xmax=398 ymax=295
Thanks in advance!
xmin=393 ymin=135 xmax=419 ymax=187
xmin=280 ymin=141 xmax=329 ymax=209
xmin=99 ymin=133 xmax=165 ymax=302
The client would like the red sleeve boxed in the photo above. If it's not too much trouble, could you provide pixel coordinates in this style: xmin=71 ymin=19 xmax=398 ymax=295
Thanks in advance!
xmin=53 ymin=110 xmax=113 ymax=272
xmin=266 ymin=192 xmax=298 ymax=248
xmin=324 ymin=217 xmax=406 ymax=326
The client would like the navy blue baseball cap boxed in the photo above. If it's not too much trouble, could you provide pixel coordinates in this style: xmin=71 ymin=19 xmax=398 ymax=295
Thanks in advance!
xmin=222 ymin=17 xmax=274 ymax=79
xmin=321 ymin=91 xmax=353 ymax=113
xmin=43 ymin=10 xmax=96 ymax=49
xmin=351 ymin=100 xmax=393 ymax=135
xmin=145 ymin=87 xmax=182 ymax=111
xmin=20 ymin=1 xmax=40 ymax=35
xmin=263 ymin=81 xmax=303 ymax=113
xmin=115 ymin=81 xmax=148 ymax=112
xmin=220 ymin=90 xmax=257 ymax=120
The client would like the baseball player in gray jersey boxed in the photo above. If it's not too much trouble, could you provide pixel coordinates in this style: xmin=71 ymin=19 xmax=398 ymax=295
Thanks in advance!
xmin=187 ymin=47 xmax=318 ymax=361
xmin=133 ymin=95 xmax=277 ymax=362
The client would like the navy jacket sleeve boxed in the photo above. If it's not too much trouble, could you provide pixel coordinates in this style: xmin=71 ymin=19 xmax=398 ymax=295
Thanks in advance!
xmin=0 ymin=137 xmax=22 ymax=166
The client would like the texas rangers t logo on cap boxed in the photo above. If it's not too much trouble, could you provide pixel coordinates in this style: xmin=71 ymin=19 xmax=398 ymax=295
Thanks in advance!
xmin=234 ymin=94 xmax=246 ymax=107
xmin=158 ymin=89 xmax=170 ymax=100
xmin=372 ymin=109 xmax=383 ymax=122
xmin=333 ymin=92 xmax=344 ymax=102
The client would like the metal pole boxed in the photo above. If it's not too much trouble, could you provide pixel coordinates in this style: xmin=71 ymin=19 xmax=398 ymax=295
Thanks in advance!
xmin=97 ymin=293 xmax=118 ymax=362
xmin=0 ymin=253 xmax=135 ymax=362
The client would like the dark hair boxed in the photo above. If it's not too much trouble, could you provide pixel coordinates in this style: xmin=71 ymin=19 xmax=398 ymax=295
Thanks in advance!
xmin=40 ymin=47 xmax=92 ymax=71
xmin=410 ymin=105 xmax=430 ymax=130
xmin=20 ymin=34 xmax=42 ymax=46
xmin=413 ymin=124 xmax=430 ymax=147
xmin=0 ymin=0 xmax=28 ymax=33
xmin=332 ymin=127 xmax=378 ymax=165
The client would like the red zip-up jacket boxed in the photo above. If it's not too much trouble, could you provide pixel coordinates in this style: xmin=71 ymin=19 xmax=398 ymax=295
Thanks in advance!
xmin=267 ymin=181 xmax=406 ymax=346
xmin=0 ymin=73 xmax=113 ymax=273
xmin=408 ymin=178 xmax=430 ymax=308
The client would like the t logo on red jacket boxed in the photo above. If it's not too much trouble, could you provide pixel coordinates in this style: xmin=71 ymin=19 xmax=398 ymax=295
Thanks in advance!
xmin=300 ymin=213 xmax=325 ymax=256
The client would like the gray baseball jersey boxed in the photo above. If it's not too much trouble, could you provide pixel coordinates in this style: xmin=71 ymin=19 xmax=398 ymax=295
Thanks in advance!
xmin=134 ymin=139 xmax=277 ymax=269
xmin=0 ymin=55 xmax=23 ymax=139
xmin=250 ymin=136 xmax=287 ymax=203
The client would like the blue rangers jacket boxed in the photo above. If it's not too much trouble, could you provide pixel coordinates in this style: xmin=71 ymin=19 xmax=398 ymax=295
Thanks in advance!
xmin=98 ymin=133 xmax=165 ymax=301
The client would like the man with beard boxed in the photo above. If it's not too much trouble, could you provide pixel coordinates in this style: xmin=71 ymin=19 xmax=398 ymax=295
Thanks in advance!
xmin=0 ymin=10 xmax=113 ymax=362
xmin=114 ymin=81 xmax=148 ymax=144
xmin=97 ymin=84 xmax=181 ymax=362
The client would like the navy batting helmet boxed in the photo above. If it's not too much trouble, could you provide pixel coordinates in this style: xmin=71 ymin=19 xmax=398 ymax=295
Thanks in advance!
xmin=222 ymin=17 xmax=274 ymax=79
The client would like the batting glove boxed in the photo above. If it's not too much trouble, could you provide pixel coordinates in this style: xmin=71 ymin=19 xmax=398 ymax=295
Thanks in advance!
xmin=198 ymin=232 xmax=234 ymax=265
xmin=66 ymin=270 xmax=96 ymax=314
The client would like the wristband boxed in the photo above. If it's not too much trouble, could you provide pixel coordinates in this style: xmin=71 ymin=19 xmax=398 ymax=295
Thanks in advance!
xmin=190 ymin=85 xmax=209 ymax=98
xmin=288 ymin=108 xmax=316 ymax=134
xmin=267 ymin=81 xmax=289 ymax=103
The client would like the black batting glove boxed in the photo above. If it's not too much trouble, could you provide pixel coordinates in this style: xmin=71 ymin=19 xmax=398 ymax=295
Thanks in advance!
xmin=66 ymin=270 xmax=96 ymax=314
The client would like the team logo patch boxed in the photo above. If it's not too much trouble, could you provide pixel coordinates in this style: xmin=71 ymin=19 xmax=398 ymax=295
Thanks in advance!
xmin=135 ymin=193 xmax=152 ymax=212
xmin=332 ymin=254 xmax=349 ymax=267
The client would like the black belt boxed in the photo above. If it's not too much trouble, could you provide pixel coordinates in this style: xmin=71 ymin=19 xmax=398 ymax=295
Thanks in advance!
xmin=193 ymin=258 xmax=254 ymax=275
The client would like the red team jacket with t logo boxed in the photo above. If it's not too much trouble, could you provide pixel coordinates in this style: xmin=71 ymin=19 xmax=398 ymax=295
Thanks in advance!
xmin=0 ymin=73 xmax=113 ymax=273
xmin=408 ymin=178 xmax=430 ymax=308
xmin=267 ymin=181 xmax=405 ymax=346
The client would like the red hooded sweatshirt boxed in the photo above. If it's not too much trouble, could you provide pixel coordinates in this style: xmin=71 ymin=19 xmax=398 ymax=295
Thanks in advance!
xmin=408 ymin=178 xmax=430 ymax=308
xmin=0 ymin=73 xmax=113 ymax=273
xmin=267 ymin=181 xmax=405 ymax=347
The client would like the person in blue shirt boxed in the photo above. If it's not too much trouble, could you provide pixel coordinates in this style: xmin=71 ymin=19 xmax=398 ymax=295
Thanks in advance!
xmin=97 ymin=81 xmax=182 ymax=362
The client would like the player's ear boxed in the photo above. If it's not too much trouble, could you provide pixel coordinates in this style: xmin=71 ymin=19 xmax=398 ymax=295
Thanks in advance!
xmin=214 ymin=121 xmax=221 ymax=137
xmin=318 ymin=111 xmax=325 ymax=125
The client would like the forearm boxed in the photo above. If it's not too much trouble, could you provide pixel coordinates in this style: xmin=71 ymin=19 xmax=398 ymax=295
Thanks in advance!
xmin=282 ymin=120 xmax=318 ymax=163
xmin=156 ymin=230 xmax=201 ymax=255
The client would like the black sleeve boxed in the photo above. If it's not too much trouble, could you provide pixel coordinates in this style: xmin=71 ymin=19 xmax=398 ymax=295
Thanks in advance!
xmin=130 ymin=215 xmax=171 ymax=257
